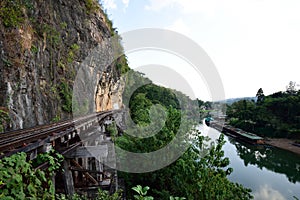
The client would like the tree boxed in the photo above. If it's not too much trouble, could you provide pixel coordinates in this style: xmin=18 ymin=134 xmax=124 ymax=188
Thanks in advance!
xmin=286 ymin=81 xmax=297 ymax=95
xmin=256 ymin=88 xmax=265 ymax=105
xmin=227 ymin=87 xmax=300 ymax=138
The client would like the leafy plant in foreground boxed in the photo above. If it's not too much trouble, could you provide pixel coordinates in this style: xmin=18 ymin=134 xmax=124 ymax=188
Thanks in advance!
xmin=132 ymin=185 xmax=153 ymax=200
xmin=0 ymin=151 xmax=62 ymax=199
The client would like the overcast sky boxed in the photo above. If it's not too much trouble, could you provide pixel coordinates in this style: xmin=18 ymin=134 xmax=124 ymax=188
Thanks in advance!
xmin=101 ymin=0 xmax=300 ymax=101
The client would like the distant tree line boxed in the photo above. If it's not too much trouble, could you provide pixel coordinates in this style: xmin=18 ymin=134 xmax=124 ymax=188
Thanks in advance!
xmin=226 ymin=82 xmax=300 ymax=139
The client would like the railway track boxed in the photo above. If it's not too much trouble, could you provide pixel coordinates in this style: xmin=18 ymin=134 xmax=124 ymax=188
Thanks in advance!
xmin=0 ymin=110 xmax=120 ymax=157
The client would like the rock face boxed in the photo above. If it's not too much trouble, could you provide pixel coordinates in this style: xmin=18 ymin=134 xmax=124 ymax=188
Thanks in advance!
xmin=0 ymin=0 xmax=127 ymax=131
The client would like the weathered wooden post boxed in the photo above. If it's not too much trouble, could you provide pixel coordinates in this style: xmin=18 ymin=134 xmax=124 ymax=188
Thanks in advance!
xmin=63 ymin=159 xmax=75 ymax=195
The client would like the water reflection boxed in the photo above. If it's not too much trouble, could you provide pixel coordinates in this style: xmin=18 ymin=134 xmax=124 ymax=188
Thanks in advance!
xmin=253 ymin=184 xmax=286 ymax=200
xmin=198 ymin=124 xmax=300 ymax=199
xmin=230 ymin=139 xmax=300 ymax=183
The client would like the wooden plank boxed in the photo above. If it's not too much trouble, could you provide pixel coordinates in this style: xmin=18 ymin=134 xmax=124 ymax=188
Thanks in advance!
xmin=65 ymin=145 xmax=108 ymax=158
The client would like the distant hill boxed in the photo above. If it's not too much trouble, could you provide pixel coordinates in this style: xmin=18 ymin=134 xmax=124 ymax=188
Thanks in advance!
xmin=217 ymin=97 xmax=256 ymax=105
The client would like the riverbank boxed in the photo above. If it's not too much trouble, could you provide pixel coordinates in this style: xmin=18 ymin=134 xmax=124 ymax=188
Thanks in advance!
xmin=208 ymin=120 xmax=300 ymax=155
xmin=265 ymin=138 xmax=300 ymax=156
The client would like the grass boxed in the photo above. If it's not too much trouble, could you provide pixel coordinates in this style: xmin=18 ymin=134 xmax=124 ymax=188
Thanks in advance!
xmin=0 ymin=0 xmax=24 ymax=27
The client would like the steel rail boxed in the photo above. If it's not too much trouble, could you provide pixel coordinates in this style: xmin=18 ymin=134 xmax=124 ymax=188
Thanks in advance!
xmin=0 ymin=110 xmax=121 ymax=156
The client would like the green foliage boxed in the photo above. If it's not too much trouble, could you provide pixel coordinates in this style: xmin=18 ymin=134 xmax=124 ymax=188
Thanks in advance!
xmin=56 ymin=193 xmax=88 ymax=200
xmin=132 ymin=185 xmax=186 ymax=200
xmin=0 ymin=109 xmax=10 ymax=133
xmin=129 ymin=93 xmax=152 ymax=125
xmin=187 ymin=133 xmax=252 ymax=199
xmin=0 ymin=0 xmax=24 ymax=27
xmin=71 ymin=44 xmax=80 ymax=51
xmin=197 ymin=99 xmax=213 ymax=119
xmin=103 ymin=9 xmax=114 ymax=34
xmin=96 ymin=188 xmax=122 ymax=200
xmin=227 ymin=88 xmax=300 ymax=138
xmin=97 ymin=0 xmax=117 ymax=34
xmin=51 ymin=114 xmax=61 ymax=123
xmin=131 ymin=84 xmax=180 ymax=109
xmin=72 ymin=98 xmax=89 ymax=116
xmin=256 ymin=88 xmax=264 ymax=105
xmin=117 ymin=70 xmax=252 ymax=199
xmin=40 ymin=24 xmax=61 ymax=48
xmin=122 ymin=70 xmax=151 ymax=106
xmin=1 ymin=58 xmax=13 ymax=67
xmin=169 ymin=197 xmax=186 ymax=200
xmin=286 ymin=81 xmax=297 ymax=95
xmin=117 ymin=105 xmax=182 ymax=154
xmin=85 ymin=0 xmax=100 ymax=14
xmin=55 ymin=188 xmax=122 ymax=200
xmin=31 ymin=44 xmax=38 ymax=54
xmin=132 ymin=185 xmax=153 ymax=200
xmin=59 ymin=80 xmax=73 ymax=113
xmin=58 ymin=60 xmax=66 ymax=71
xmin=119 ymin=132 xmax=253 ymax=199
xmin=107 ymin=122 xmax=118 ymax=141
xmin=0 ymin=152 xmax=61 ymax=199
xmin=67 ymin=44 xmax=80 ymax=63
xmin=116 ymin=55 xmax=130 ymax=75
xmin=33 ymin=149 xmax=64 ymax=174
xmin=60 ymin=22 xmax=68 ymax=30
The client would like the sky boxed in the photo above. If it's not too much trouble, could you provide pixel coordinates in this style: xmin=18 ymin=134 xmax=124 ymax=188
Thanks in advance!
xmin=100 ymin=0 xmax=300 ymax=101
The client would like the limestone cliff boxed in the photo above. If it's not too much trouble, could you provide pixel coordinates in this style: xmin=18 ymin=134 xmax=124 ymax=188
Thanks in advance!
xmin=0 ymin=0 xmax=128 ymax=131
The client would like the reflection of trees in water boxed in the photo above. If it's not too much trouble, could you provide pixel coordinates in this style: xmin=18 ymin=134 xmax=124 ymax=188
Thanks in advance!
xmin=228 ymin=139 xmax=300 ymax=183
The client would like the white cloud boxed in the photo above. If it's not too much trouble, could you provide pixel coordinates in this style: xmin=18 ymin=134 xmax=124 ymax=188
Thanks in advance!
xmin=140 ymin=0 xmax=300 ymax=98
xmin=254 ymin=185 xmax=286 ymax=200
xmin=145 ymin=0 xmax=176 ymax=11
xmin=166 ymin=18 xmax=191 ymax=36
xmin=178 ymin=0 xmax=217 ymax=16
xmin=145 ymin=0 xmax=218 ymax=16
xmin=102 ymin=0 xmax=117 ymax=10
xmin=122 ymin=0 xmax=129 ymax=8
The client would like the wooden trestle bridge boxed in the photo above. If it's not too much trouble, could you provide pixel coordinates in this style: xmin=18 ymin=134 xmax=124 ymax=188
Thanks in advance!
xmin=0 ymin=109 xmax=126 ymax=198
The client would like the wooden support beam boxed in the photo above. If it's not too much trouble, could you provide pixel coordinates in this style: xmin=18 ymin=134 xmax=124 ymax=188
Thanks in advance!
xmin=95 ymin=156 xmax=103 ymax=181
xmin=29 ymin=149 xmax=37 ymax=160
xmin=63 ymin=160 xmax=75 ymax=195
xmin=69 ymin=167 xmax=104 ymax=174
xmin=71 ymin=159 xmax=98 ymax=185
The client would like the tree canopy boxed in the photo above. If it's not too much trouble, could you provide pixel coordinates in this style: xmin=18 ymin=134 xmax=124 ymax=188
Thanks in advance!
xmin=116 ymin=71 xmax=253 ymax=199
xmin=227 ymin=84 xmax=300 ymax=138
xmin=256 ymin=88 xmax=264 ymax=105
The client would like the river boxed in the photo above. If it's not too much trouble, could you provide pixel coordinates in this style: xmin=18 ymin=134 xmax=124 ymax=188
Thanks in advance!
xmin=198 ymin=123 xmax=300 ymax=200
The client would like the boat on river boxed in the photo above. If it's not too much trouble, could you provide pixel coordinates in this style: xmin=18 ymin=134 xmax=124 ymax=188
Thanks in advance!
xmin=204 ymin=117 xmax=214 ymax=126
xmin=292 ymin=142 xmax=300 ymax=147
xmin=209 ymin=121 xmax=265 ymax=145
